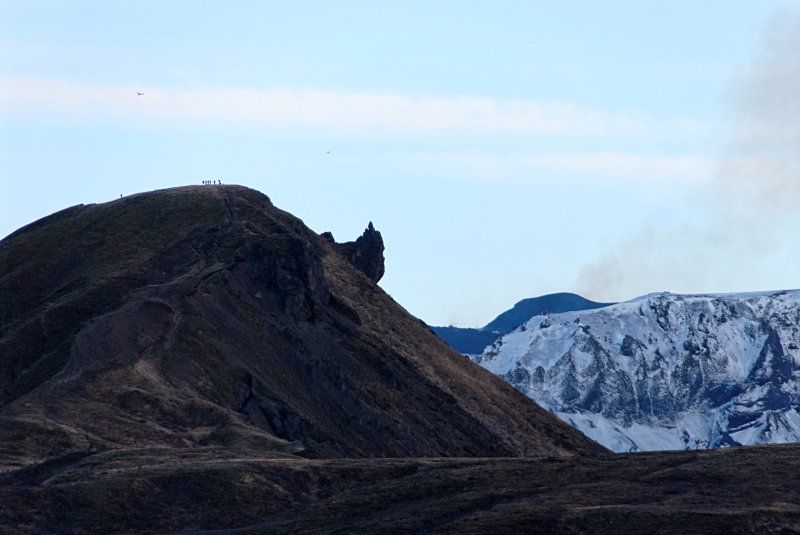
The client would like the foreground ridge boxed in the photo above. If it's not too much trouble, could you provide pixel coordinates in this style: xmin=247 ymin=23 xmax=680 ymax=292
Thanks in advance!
xmin=3 ymin=444 xmax=800 ymax=532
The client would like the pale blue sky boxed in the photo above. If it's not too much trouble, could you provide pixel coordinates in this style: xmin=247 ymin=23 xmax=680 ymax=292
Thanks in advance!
xmin=2 ymin=1 xmax=799 ymax=326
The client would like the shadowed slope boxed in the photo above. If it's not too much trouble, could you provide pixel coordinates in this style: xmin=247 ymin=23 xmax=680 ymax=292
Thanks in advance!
xmin=0 ymin=185 xmax=603 ymax=468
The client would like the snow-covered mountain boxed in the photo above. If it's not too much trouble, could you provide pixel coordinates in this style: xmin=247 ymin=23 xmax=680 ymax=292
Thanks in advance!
xmin=474 ymin=290 xmax=800 ymax=452
xmin=432 ymin=293 xmax=613 ymax=354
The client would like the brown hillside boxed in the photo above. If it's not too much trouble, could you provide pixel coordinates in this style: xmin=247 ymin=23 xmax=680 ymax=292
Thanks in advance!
xmin=0 ymin=185 xmax=603 ymax=468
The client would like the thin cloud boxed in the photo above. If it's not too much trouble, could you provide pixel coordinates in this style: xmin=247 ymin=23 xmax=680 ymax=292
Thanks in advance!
xmin=403 ymin=152 xmax=713 ymax=184
xmin=517 ymin=153 xmax=712 ymax=183
xmin=1 ymin=76 xmax=692 ymax=137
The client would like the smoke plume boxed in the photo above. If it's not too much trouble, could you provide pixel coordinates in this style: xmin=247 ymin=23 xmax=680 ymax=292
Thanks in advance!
xmin=575 ymin=9 xmax=800 ymax=301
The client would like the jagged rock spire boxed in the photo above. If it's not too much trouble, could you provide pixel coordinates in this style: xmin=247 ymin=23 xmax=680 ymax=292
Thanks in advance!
xmin=339 ymin=222 xmax=385 ymax=282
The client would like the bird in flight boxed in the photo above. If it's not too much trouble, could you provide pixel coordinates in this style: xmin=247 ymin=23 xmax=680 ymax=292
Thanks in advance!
xmin=325 ymin=150 xmax=331 ymax=154
xmin=137 ymin=91 xmax=144 ymax=96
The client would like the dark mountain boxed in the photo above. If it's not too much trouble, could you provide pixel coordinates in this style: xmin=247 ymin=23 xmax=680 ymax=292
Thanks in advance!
xmin=432 ymin=292 xmax=613 ymax=354
xmin=428 ymin=325 xmax=500 ymax=355
xmin=0 ymin=185 xmax=602 ymax=468
xmin=485 ymin=292 xmax=614 ymax=333
xmin=1 ymin=185 xmax=798 ymax=533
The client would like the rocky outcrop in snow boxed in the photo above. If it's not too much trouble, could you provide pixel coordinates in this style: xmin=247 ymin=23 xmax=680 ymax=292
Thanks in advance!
xmin=475 ymin=290 xmax=800 ymax=452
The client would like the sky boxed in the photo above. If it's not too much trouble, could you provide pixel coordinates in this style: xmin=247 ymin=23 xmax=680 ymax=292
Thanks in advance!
xmin=1 ymin=1 xmax=799 ymax=327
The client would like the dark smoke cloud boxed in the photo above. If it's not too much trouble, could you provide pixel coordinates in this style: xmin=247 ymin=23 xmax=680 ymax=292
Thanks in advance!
xmin=575 ymin=9 xmax=800 ymax=301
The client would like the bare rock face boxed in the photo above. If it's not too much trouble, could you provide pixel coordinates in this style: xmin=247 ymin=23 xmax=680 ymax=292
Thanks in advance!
xmin=338 ymin=222 xmax=385 ymax=282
